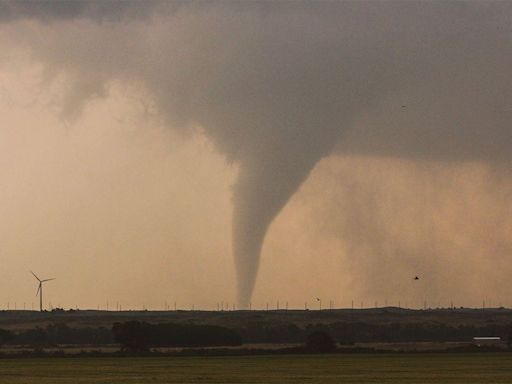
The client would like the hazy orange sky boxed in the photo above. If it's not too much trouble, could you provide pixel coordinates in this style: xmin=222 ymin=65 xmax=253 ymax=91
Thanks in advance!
xmin=1 ymin=1 xmax=512 ymax=310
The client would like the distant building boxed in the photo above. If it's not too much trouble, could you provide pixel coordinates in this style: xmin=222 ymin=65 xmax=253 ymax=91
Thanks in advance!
xmin=472 ymin=337 xmax=502 ymax=347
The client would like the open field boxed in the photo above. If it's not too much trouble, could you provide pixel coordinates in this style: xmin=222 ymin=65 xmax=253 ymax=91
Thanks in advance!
xmin=1 ymin=353 xmax=512 ymax=383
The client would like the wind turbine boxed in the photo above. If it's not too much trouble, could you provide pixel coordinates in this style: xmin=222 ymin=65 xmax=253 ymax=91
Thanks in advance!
xmin=30 ymin=271 xmax=55 ymax=312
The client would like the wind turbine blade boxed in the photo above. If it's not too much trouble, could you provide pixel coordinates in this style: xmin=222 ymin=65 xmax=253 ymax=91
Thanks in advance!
xmin=30 ymin=270 xmax=41 ymax=282
xmin=36 ymin=284 xmax=40 ymax=297
xmin=41 ymin=278 xmax=55 ymax=282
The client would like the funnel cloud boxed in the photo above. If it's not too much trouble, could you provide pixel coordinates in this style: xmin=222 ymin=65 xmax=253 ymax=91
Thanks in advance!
xmin=1 ymin=1 xmax=512 ymax=307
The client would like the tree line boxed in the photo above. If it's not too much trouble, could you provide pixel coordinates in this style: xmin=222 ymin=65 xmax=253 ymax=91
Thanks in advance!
xmin=0 ymin=320 xmax=511 ymax=349
xmin=236 ymin=321 xmax=512 ymax=344
xmin=0 ymin=322 xmax=242 ymax=350
xmin=112 ymin=321 xmax=242 ymax=351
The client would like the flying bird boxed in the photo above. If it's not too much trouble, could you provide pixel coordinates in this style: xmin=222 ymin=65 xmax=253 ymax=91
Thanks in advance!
xmin=414 ymin=276 xmax=419 ymax=280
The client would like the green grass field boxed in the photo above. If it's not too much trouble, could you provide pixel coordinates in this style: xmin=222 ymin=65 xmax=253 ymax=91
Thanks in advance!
xmin=1 ymin=353 xmax=511 ymax=383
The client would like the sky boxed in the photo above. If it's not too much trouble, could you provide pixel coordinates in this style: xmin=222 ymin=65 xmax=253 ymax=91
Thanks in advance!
xmin=0 ymin=1 xmax=512 ymax=310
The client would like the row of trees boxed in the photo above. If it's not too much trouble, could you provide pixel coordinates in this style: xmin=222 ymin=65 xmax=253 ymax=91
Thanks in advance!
xmin=0 ymin=321 xmax=511 ymax=350
xmin=236 ymin=321 xmax=512 ymax=344
xmin=112 ymin=321 xmax=242 ymax=351
xmin=0 ymin=322 xmax=242 ymax=350
xmin=0 ymin=324 xmax=112 ymax=347
xmin=0 ymin=323 xmax=334 ymax=353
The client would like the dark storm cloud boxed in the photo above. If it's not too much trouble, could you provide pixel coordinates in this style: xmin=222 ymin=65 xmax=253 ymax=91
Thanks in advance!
xmin=0 ymin=0 xmax=169 ymax=22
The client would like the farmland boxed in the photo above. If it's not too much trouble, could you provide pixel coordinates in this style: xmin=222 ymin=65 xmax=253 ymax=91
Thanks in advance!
xmin=1 ymin=353 xmax=512 ymax=383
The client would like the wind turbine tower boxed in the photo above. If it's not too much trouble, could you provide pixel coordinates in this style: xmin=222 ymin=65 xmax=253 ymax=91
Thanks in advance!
xmin=30 ymin=271 xmax=55 ymax=312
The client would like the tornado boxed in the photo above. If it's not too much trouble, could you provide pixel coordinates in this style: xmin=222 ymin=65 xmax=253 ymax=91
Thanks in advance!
xmin=232 ymin=148 xmax=334 ymax=308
